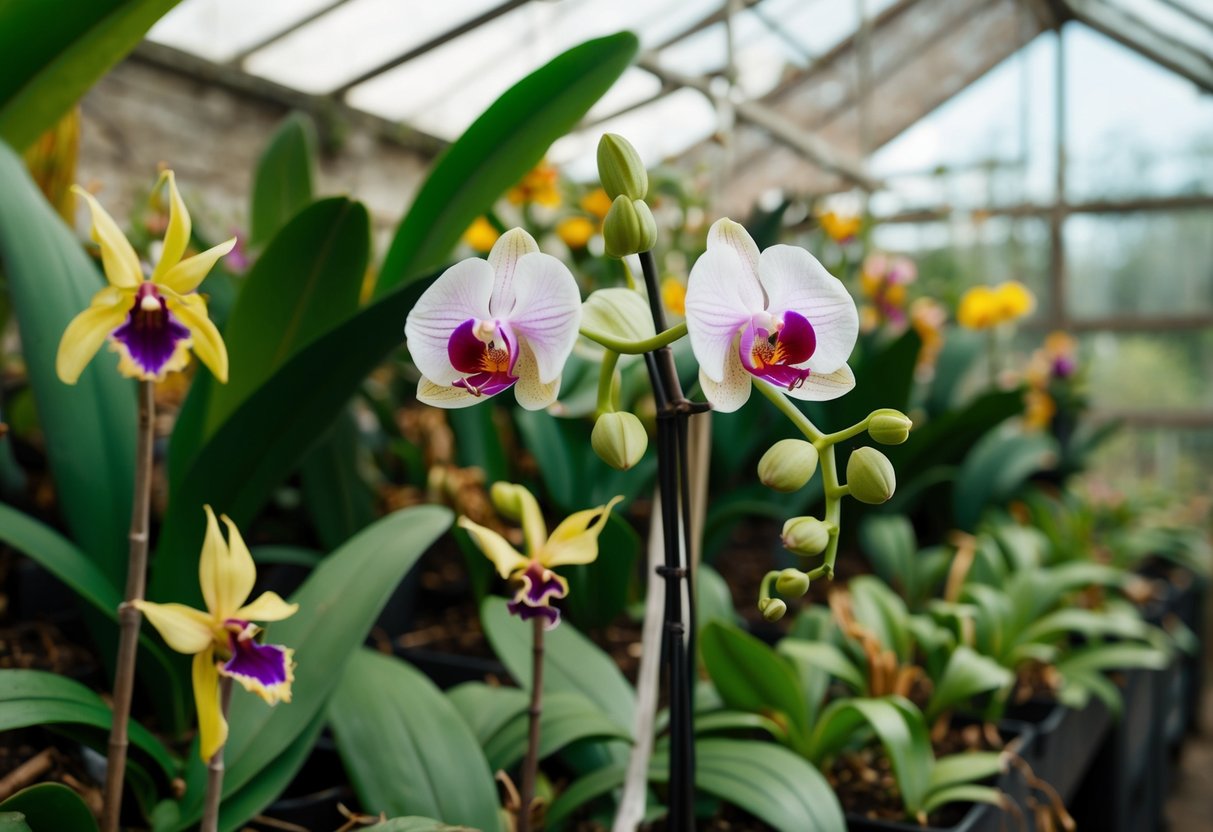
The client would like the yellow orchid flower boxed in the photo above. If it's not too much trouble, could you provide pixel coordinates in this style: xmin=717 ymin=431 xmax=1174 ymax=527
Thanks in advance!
xmin=463 ymin=216 xmax=500 ymax=254
xmin=556 ymin=216 xmax=596 ymax=250
xmin=818 ymin=210 xmax=861 ymax=244
xmin=458 ymin=483 xmax=622 ymax=629
xmin=958 ymin=281 xmax=1036 ymax=330
xmin=135 ymin=507 xmax=297 ymax=760
xmin=56 ymin=171 xmax=234 ymax=385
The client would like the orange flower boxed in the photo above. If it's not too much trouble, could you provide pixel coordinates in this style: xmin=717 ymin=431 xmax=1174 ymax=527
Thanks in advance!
xmin=463 ymin=216 xmax=500 ymax=253
xmin=818 ymin=211 xmax=861 ymax=244
xmin=580 ymin=187 xmax=613 ymax=219
xmin=508 ymin=160 xmax=561 ymax=207
xmin=556 ymin=216 xmax=595 ymax=249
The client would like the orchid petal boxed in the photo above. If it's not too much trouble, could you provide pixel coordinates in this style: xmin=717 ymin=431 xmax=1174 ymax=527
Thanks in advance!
xmin=782 ymin=363 xmax=857 ymax=402
xmin=697 ymin=353 xmax=752 ymax=413
xmin=193 ymin=648 xmax=227 ymax=761
xmin=757 ymin=245 xmax=858 ymax=374
xmin=197 ymin=505 xmax=224 ymax=617
xmin=134 ymin=601 xmax=214 ymax=655
xmin=685 ymin=246 xmax=764 ymax=382
xmin=487 ymin=227 xmax=540 ymax=317
xmin=542 ymin=495 xmax=623 ymax=568
xmin=222 ymin=638 xmax=294 ymax=705
xmin=55 ymin=286 xmax=132 ymax=384
xmin=512 ymin=340 xmax=561 ymax=411
xmin=404 ymin=257 xmax=494 ymax=384
xmin=235 ymin=591 xmax=298 ymax=623
xmin=218 ymin=514 xmax=257 ymax=615
xmin=457 ymin=516 xmax=528 ymax=578
xmin=416 ymin=376 xmax=482 ymax=408
xmin=159 ymin=237 xmax=236 ymax=295
xmin=164 ymin=292 xmax=228 ymax=383
xmin=151 ymin=171 xmax=191 ymax=281
xmin=508 ymin=252 xmax=582 ymax=385
xmin=707 ymin=218 xmax=761 ymax=281
xmin=72 ymin=186 xmax=141 ymax=289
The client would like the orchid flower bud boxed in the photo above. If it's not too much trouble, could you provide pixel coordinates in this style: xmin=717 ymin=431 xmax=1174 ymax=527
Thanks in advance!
xmin=591 ymin=411 xmax=648 ymax=470
xmin=758 ymin=439 xmax=819 ymax=492
xmin=597 ymin=133 xmax=648 ymax=200
xmin=775 ymin=568 xmax=811 ymax=598
xmin=847 ymin=447 xmax=897 ymax=504
xmin=759 ymin=597 xmax=788 ymax=623
xmin=781 ymin=516 xmax=831 ymax=556
xmin=603 ymin=195 xmax=657 ymax=259
xmin=868 ymin=409 xmax=912 ymax=445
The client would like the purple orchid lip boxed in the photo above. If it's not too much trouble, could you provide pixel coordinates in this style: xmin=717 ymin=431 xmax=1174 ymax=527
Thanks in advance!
xmin=220 ymin=619 xmax=292 ymax=702
xmin=514 ymin=560 xmax=568 ymax=607
xmin=739 ymin=309 xmax=817 ymax=391
xmin=507 ymin=599 xmax=562 ymax=629
xmin=448 ymin=318 xmax=519 ymax=397
xmin=111 ymin=283 xmax=190 ymax=378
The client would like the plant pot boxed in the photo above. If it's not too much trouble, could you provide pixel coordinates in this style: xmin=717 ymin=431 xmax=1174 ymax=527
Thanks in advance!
xmin=1002 ymin=696 xmax=1110 ymax=804
xmin=845 ymin=722 xmax=1035 ymax=832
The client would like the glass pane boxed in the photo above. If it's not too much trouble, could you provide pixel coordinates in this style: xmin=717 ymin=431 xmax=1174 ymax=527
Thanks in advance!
xmin=148 ymin=0 xmax=339 ymax=63
xmin=1081 ymin=329 xmax=1213 ymax=410
xmin=1087 ymin=427 xmax=1213 ymax=497
xmin=1065 ymin=211 xmax=1213 ymax=319
xmin=1106 ymin=0 xmax=1213 ymax=57
xmin=1064 ymin=24 xmax=1213 ymax=200
xmin=244 ymin=0 xmax=505 ymax=94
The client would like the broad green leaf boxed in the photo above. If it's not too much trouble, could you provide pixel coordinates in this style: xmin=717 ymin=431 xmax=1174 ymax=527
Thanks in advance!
xmin=954 ymin=432 xmax=1059 ymax=532
xmin=377 ymin=32 xmax=639 ymax=292
xmin=580 ymin=288 xmax=656 ymax=343
xmin=678 ymin=738 xmax=844 ymax=832
xmin=1056 ymin=642 xmax=1170 ymax=675
xmin=0 ymin=0 xmax=181 ymax=149
xmin=921 ymin=784 xmax=1004 ymax=815
xmin=0 ymin=783 xmax=98 ymax=832
xmin=172 ymin=506 xmax=452 ymax=824
xmin=693 ymin=710 xmax=785 ymax=740
xmin=564 ymin=513 xmax=640 ymax=629
xmin=329 ymin=650 xmax=502 ymax=831
xmin=544 ymin=764 xmax=627 ymax=829
xmin=204 ymin=197 xmax=370 ymax=434
xmin=0 ymin=504 xmax=187 ymax=728
xmin=479 ymin=690 xmax=631 ymax=771
xmin=0 ymin=141 xmax=133 ymax=584
xmin=928 ymin=752 xmax=1004 ymax=793
xmin=699 ymin=622 xmax=810 ymax=751
xmin=0 ymin=814 xmax=30 ymax=832
xmin=151 ymin=275 xmax=432 ymax=606
xmin=858 ymin=514 xmax=920 ymax=600
xmin=777 ymin=639 xmax=866 ymax=693
xmin=299 ymin=406 xmax=377 ymax=549
xmin=925 ymin=646 xmax=1014 ymax=721
xmin=250 ymin=113 xmax=316 ymax=246
xmin=0 ymin=670 xmax=175 ymax=780
xmin=366 ymin=820 xmax=475 ymax=832
xmin=481 ymin=597 xmax=634 ymax=735
xmin=848 ymin=575 xmax=914 ymax=663
xmin=925 ymin=330 xmax=983 ymax=416
xmin=447 ymin=405 xmax=510 ymax=484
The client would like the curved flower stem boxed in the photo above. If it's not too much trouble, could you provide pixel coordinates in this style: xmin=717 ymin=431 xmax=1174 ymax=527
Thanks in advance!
xmin=596 ymin=350 xmax=621 ymax=415
xmin=200 ymin=677 xmax=234 ymax=832
xmin=101 ymin=380 xmax=154 ymax=832
xmin=579 ymin=321 xmax=688 ymax=355
xmin=518 ymin=617 xmax=545 ymax=832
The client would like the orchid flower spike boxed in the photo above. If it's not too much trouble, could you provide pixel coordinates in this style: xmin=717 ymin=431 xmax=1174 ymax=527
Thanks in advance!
xmin=56 ymin=172 xmax=234 ymax=385
xmin=684 ymin=218 xmax=859 ymax=413
xmin=135 ymin=507 xmax=297 ymax=760
xmin=404 ymin=228 xmax=582 ymax=410
xmin=458 ymin=484 xmax=622 ymax=629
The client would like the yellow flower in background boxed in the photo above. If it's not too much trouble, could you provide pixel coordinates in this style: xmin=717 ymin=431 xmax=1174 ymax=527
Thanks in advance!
xmin=910 ymin=297 xmax=947 ymax=368
xmin=463 ymin=216 xmax=500 ymax=253
xmin=580 ymin=187 xmax=613 ymax=219
xmin=994 ymin=280 xmax=1034 ymax=321
xmin=56 ymin=171 xmax=233 ymax=385
xmin=661 ymin=276 xmax=687 ymax=317
xmin=818 ymin=210 xmax=861 ymax=244
xmin=508 ymin=160 xmax=561 ymax=207
xmin=135 ymin=507 xmax=297 ymax=760
xmin=24 ymin=106 xmax=80 ymax=222
xmin=556 ymin=216 xmax=595 ymax=249
xmin=1024 ymin=387 xmax=1057 ymax=430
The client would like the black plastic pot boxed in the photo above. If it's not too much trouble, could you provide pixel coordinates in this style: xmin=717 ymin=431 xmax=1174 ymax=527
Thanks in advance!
xmin=1002 ymin=696 xmax=1110 ymax=804
xmin=845 ymin=723 xmax=1035 ymax=832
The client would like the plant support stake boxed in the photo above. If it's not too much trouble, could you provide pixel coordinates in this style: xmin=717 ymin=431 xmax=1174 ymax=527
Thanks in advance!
xmin=101 ymin=380 xmax=155 ymax=832
xmin=518 ymin=616 xmax=545 ymax=832
xmin=201 ymin=677 xmax=234 ymax=832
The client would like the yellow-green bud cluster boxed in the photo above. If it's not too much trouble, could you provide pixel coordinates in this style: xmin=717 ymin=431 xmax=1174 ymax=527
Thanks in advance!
xmin=781 ymin=516 xmax=832 ymax=556
xmin=868 ymin=409 xmax=913 ymax=445
xmin=758 ymin=439 xmax=819 ymax=492
xmin=847 ymin=447 xmax=897 ymax=504
xmin=597 ymin=133 xmax=648 ymax=200
xmin=591 ymin=411 xmax=648 ymax=471
xmin=758 ymin=597 xmax=787 ymax=622
xmin=603 ymin=195 xmax=657 ymax=258
xmin=775 ymin=568 xmax=811 ymax=597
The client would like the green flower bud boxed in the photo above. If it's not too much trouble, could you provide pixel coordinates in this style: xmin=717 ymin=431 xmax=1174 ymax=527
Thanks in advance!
xmin=868 ymin=409 xmax=913 ymax=445
xmin=781 ymin=516 xmax=831 ymax=556
xmin=603 ymin=196 xmax=657 ymax=259
xmin=489 ymin=482 xmax=524 ymax=519
xmin=758 ymin=439 xmax=819 ymax=492
xmin=591 ymin=411 xmax=649 ymax=471
xmin=775 ymin=568 xmax=811 ymax=598
xmin=759 ymin=597 xmax=788 ymax=622
xmin=597 ymin=133 xmax=648 ymax=200
xmin=847 ymin=447 xmax=897 ymax=505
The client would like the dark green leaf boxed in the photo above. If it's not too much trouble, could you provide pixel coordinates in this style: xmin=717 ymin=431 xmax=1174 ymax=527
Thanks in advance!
xmin=480 ymin=690 xmax=631 ymax=771
xmin=329 ymin=650 xmax=502 ymax=831
xmin=0 ymin=783 xmax=98 ymax=832
xmin=377 ymin=32 xmax=638 ymax=292
xmin=0 ymin=0 xmax=181 ymax=149
xmin=250 ymin=113 xmax=316 ymax=246
xmin=545 ymin=765 xmax=627 ymax=829
xmin=564 ymin=513 xmax=639 ymax=629
xmin=299 ymin=406 xmax=377 ymax=549
xmin=953 ymin=431 xmax=1058 ymax=532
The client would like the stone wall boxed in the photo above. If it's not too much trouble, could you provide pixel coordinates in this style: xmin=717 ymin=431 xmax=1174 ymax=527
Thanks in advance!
xmin=77 ymin=57 xmax=435 ymax=250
